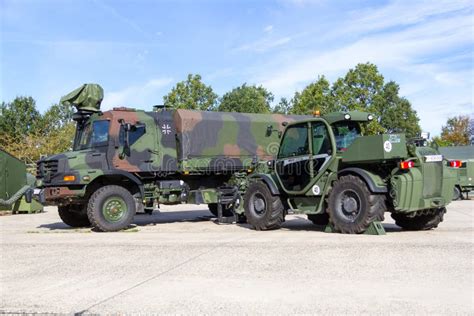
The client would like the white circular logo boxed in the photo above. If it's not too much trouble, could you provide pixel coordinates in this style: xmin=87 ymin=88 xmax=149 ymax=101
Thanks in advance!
xmin=312 ymin=185 xmax=321 ymax=195
xmin=384 ymin=141 xmax=392 ymax=153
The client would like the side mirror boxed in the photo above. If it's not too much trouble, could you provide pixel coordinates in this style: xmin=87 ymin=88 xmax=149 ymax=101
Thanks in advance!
xmin=266 ymin=125 xmax=283 ymax=138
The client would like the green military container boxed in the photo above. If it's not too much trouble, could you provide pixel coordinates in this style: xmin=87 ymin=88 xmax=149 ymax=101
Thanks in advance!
xmin=439 ymin=146 xmax=474 ymax=200
xmin=0 ymin=149 xmax=42 ymax=213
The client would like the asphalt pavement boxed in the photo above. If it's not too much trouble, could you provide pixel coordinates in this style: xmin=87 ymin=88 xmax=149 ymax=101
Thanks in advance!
xmin=1 ymin=200 xmax=473 ymax=314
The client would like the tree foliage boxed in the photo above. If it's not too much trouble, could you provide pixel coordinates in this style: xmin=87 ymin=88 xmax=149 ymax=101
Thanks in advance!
xmin=0 ymin=96 xmax=75 ymax=167
xmin=218 ymin=84 xmax=273 ymax=113
xmin=434 ymin=115 xmax=471 ymax=146
xmin=288 ymin=63 xmax=421 ymax=136
xmin=163 ymin=74 xmax=218 ymax=111
xmin=290 ymin=76 xmax=334 ymax=115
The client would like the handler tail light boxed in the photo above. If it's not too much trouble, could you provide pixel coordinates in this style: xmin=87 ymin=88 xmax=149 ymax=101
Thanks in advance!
xmin=400 ymin=161 xmax=415 ymax=169
xmin=63 ymin=175 xmax=76 ymax=182
xmin=449 ymin=160 xmax=462 ymax=168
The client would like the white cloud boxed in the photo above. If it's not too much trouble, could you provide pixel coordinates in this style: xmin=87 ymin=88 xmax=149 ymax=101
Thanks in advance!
xmin=236 ymin=36 xmax=291 ymax=53
xmin=251 ymin=1 xmax=473 ymax=135
xmin=104 ymin=78 xmax=173 ymax=110
xmin=263 ymin=25 xmax=274 ymax=33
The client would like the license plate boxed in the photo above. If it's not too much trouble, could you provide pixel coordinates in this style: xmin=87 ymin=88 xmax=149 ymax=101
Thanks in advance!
xmin=424 ymin=155 xmax=443 ymax=162
xmin=33 ymin=189 xmax=41 ymax=195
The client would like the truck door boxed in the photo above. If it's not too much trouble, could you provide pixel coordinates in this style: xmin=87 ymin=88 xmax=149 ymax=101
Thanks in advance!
xmin=275 ymin=122 xmax=312 ymax=192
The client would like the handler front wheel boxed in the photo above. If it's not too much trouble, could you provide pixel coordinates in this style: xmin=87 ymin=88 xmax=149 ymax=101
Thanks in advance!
xmin=327 ymin=175 xmax=385 ymax=234
xmin=244 ymin=181 xmax=284 ymax=230
xmin=87 ymin=185 xmax=136 ymax=232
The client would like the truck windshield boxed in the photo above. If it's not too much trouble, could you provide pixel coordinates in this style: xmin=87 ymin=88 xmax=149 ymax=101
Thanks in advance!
xmin=74 ymin=120 xmax=110 ymax=150
xmin=332 ymin=121 xmax=361 ymax=152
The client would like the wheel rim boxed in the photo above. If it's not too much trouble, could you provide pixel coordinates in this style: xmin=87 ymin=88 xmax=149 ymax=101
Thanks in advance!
xmin=250 ymin=192 xmax=267 ymax=217
xmin=336 ymin=189 xmax=361 ymax=222
xmin=102 ymin=197 xmax=127 ymax=222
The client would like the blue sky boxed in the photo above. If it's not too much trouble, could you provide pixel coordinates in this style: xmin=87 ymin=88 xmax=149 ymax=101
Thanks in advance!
xmin=1 ymin=0 xmax=472 ymax=135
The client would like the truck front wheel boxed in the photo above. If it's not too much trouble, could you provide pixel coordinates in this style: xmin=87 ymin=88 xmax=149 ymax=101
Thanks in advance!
xmin=391 ymin=208 xmax=446 ymax=231
xmin=58 ymin=204 xmax=90 ymax=228
xmin=244 ymin=181 xmax=284 ymax=230
xmin=87 ymin=185 xmax=136 ymax=232
xmin=327 ymin=175 xmax=385 ymax=234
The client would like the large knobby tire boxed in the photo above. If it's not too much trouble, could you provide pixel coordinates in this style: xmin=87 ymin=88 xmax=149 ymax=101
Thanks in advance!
xmin=453 ymin=186 xmax=462 ymax=201
xmin=244 ymin=181 xmax=284 ymax=231
xmin=327 ymin=175 xmax=385 ymax=234
xmin=58 ymin=204 xmax=90 ymax=228
xmin=307 ymin=213 xmax=329 ymax=226
xmin=391 ymin=208 xmax=446 ymax=231
xmin=87 ymin=185 xmax=136 ymax=232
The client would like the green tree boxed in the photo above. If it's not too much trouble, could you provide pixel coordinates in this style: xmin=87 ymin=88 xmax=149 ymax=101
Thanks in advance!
xmin=37 ymin=103 xmax=74 ymax=134
xmin=273 ymin=97 xmax=292 ymax=114
xmin=290 ymin=76 xmax=335 ymax=115
xmin=163 ymin=74 xmax=218 ymax=111
xmin=0 ymin=96 xmax=41 ymax=142
xmin=436 ymin=115 xmax=471 ymax=146
xmin=218 ymin=84 xmax=273 ymax=113
xmin=376 ymin=81 xmax=421 ymax=138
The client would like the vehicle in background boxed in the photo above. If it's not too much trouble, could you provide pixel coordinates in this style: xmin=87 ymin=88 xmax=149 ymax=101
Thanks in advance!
xmin=439 ymin=146 xmax=474 ymax=200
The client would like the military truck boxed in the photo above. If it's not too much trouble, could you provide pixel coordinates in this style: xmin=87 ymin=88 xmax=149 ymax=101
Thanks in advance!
xmin=35 ymin=84 xmax=306 ymax=231
xmin=439 ymin=146 xmax=474 ymax=200
xmin=243 ymin=111 xmax=458 ymax=233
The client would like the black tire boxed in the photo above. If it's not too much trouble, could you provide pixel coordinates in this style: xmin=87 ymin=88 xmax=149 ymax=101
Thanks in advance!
xmin=58 ymin=204 xmax=90 ymax=228
xmin=391 ymin=207 xmax=446 ymax=231
xmin=208 ymin=203 xmax=235 ymax=217
xmin=87 ymin=185 xmax=136 ymax=232
xmin=307 ymin=213 xmax=329 ymax=226
xmin=244 ymin=181 xmax=284 ymax=230
xmin=327 ymin=175 xmax=385 ymax=234
xmin=453 ymin=186 xmax=462 ymax=201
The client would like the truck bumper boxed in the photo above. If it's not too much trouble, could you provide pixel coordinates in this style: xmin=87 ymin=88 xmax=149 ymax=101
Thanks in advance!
xmin=37 ymin=186 xmax=86 ymax=205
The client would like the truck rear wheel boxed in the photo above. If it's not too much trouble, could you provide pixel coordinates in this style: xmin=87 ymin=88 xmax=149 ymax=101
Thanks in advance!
xmin=453 ymin=186 xmax=462 ymax=201
xmin=244 ymin=181 xmax=284 ymax=230
xmin=87 ymin=185 xmax=136 ymax=232
xmin=391 ymin=208 xmax=446 ymax=231
xmin=58 ymin=204 xmax=90 ymax=228
xmin=327 ymin=175 xmax=385 ymax=234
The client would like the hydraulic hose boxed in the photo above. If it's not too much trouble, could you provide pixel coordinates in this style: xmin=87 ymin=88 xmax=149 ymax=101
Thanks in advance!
xmin=0 ymin=185 xmax=31 ymax=206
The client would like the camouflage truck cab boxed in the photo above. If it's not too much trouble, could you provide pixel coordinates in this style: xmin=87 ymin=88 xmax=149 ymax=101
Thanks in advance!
xmin=243 ymin=111 xmax=458 ymax=233
xmin=36 ymin=84 xmax=308 ymax=231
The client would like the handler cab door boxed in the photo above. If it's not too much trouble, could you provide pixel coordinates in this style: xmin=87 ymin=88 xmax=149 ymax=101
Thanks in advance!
xmin=275 ymin=120 xmax=335 ymax=194
xmin=275 ymin=122 xmax=312 ymax=192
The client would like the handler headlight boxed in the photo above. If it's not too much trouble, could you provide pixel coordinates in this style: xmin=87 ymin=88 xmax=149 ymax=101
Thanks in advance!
xmin=344 ymin=114 xmax=351 ymax=120
xmin=367 ymin=114 xmax=374 ymax=121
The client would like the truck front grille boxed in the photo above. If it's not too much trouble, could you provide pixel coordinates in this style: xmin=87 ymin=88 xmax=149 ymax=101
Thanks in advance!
xmin=36 ymin=160 xmax=58 ymax=180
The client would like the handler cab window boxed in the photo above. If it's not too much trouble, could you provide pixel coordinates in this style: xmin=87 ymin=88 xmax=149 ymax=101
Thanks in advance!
xmin=332 ymin=121 xmax=361 ymax=152
xmin=278 ymin=124 xmax=309 ymax=159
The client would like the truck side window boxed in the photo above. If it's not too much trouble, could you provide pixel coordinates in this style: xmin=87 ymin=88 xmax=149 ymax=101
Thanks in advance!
xmin=278 ymin=124 xmax=309 ymax=159
xmin=119 ymin=125 xmax=146 ymax=146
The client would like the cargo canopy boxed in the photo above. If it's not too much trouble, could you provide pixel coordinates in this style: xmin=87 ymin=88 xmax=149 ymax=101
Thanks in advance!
xmin=173 ymin=109 xmax=307 ymax=169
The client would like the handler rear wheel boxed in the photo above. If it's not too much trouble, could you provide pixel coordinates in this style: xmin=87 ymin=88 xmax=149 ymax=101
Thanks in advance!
xmin=391 ymin=208 xmax=446 ymax=231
